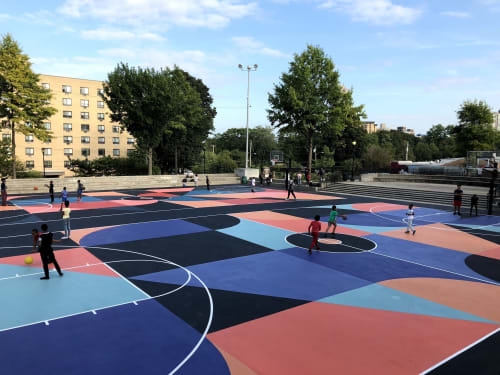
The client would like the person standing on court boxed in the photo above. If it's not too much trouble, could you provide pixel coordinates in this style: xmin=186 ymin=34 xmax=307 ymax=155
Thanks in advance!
xmin=61 ymin=200 xmax=71 ymax=239
xmin=206 ymin=175 xmax=210 ymax=191
xmin=38 ymin=223 xmax=63 ymax=280
xmin=76 ymin=180 xmax=84 ymax=202
xmin=251 ymin=177 xmax=256 ymax=192
xmin=286 ymin=177 xmax=297 ymax=200
xmin=60 ymin=187 xmax=68 ymax=211
xmin=1 ymin=177 xmax=7 ymax=206
xmin=453 ymin=184 xmax=463 ymax=216
xmin=45 ymin=181 xmax=54 ymax=203
xmin=194 ymin=174 xmax=199 ymax=188
xmin=470 ymin=194 xmax=479 ymax=216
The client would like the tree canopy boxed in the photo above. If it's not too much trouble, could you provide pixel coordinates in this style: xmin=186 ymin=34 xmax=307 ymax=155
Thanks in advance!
xmin=268 ymin=45 xmax=365 ymax=171
xmin=0 ymin=34 xmax=56 ymax=178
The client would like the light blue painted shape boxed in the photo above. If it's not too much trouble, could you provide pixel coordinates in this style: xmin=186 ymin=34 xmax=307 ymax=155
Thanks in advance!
xmin=319 ymin=283 xmax=495 ymax=323
xmin=0 ymin=264 xmax=148 ymax=331
xmin=167 ymin=196 xmax=204 ymax=201
xmin=217 ymin=217 xmax=295 ymax=250
xmin=452 ymin=223 xmax=500 ymax=233
xmin=11 ymin=196 xmax=102 ymax=206
xmin=313 ymin=204 xmax=354 ymax=210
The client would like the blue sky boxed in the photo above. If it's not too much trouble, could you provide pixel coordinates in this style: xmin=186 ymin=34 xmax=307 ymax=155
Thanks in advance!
xmin=1 ymin=0 xmax=499 ymax=135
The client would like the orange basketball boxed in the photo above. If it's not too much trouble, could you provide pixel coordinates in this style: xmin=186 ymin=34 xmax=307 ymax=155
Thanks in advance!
xmin=33 ymin=186 xmax=38 ymax=190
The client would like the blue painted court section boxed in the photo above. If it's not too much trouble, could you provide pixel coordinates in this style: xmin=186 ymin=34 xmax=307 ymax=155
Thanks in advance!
xmin=80 ymin=219 xmax=211 ymax=246
xmin=320 ymin=212 xmax=406 ymax=228
xmin=11 ymin=196 xmax=102 ymax=206
xmin=280 ymin=246 xmax=473 ymax=283
xmin=0 ymin=299 xmax=229 ymax=375
xmin=168 ymin=196 xmax=204 ymax=201
xmin=11 ymin=214 xmax=41 ymax=225
xmin=0 ymin=265 xmax=148 ymax=331
xmin=452 ymin=223 xmax=500 ymax=233
xmin=217 ymin=217 xmax=295 ymax=250
xmin=319 ymin=283 xmax=494 ymax=323
xmin=366 ymin=235 xmax=498 ymax=284
xmin=133 ymin=250 xmax=371 ymax=301
xmin=336 ymin=223 xmax=406 ymax=234
xmin=378 ymin=208 xmax=464 ymax=226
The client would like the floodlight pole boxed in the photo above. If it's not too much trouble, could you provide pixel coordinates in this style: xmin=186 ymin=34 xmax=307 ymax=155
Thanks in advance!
xmin=238 ymin=64 xmax=258 ymax=169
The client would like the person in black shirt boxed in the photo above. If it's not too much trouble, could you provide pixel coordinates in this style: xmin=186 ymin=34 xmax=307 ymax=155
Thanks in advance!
xmin=206 ymin=176 xmax=210 ymax=191
xmin=38 ymin=223 xmax=63 ymax=280
xmin=470 ymin=194 xmax=479 ymax=216
xmin=453 ymin=184 xmax=463 ymax=216
xmin=1 ymin=177 xmax=7 ymax=206
xmin=45 ymin=181 xmax=54 ymax=203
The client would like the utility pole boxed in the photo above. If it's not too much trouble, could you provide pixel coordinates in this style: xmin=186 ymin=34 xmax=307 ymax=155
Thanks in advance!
xmin=238 ymin=64 xmax=258 ymax=170
xmin=249 ymin=139 xmax=252 ymax=168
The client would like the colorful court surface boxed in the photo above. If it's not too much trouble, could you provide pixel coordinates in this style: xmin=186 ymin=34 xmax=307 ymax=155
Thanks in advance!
xmin=0 ymin=184 xmax=499 ymax=375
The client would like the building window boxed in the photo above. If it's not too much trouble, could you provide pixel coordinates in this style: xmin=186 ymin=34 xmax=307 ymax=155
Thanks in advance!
xmin=98 ymin=148 xmax=106 ymax=157
xmin=63 ymin=123 xmax=73 ymax=132
xmin=63 ymin=136 xmax=73 ymax=144
xmin=81 ymin=148 xmax=90 ymax=157
xmin=80 ymin=87 xmax=89 ymax=95
xmin=113 ymin=149 xmax=120 ymax=156
xmin=112 ymin=137 xmax=119 ymax=145
xmin=62 ymin=85 xmax=72 ymax=93
xmin=41 ymin=83 xmax=50 ymax=90
xmin=2 ymin=133 xmax=11 ymax=141
xmin=44 ymin=160 xmax=52 ymax=168
xmin=97 ymin=88 xmax=104 ymax=96
xmin=81 ymin=112 xmax=89 ymax=120
xmin=64 ymin=160 xmax=71 ymax=168
xmin=63 ymin=98 xmax=72 ymax=106
xmin=81 ymin=124 xmax=90 ymax=132
xmin=98 ymin=137 xmax=105 ymax=144
xmin=127 ymin=138 xmax=135 ymax=144
xmin=44 ymin=122 xmax=51 ymax=130
xmin=97 ymin=101 xmax=104 ymax=108
xmin=80 ymin=99 xmax=89 ymax=108
xmin=127 ymin=149 xmax=134 ymax=156
xmin=63 ymin=111 xmax=72 ymax=118
xmin=25 ymin=134 xmax=34 ymax=142
xmin=98 ymin=125 xmax=105 ymax=133
xmin=25 ymin=122 xmax=33 ymax=128
xmin=64 ymin=148 xmax=73 ymax=156
xmin=112 ymin=125 xmax=120 ymax=133
xmin=26 ymin=160 xmax=35 ymax=169
xmin=44 ymin=138 xmax=52 ymax=144
xmin=97 ymin=113 xmax=105 ymax=121
xmin=81 ymin=136 xmax=90 ymax=144
xmin=43 ymin=148 xmax=52 ymax=156
xmin=25 ymin=147 xmax=34 ymax=156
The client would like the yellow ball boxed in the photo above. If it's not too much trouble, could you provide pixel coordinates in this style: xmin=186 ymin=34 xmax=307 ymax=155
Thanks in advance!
xmin=24 ymin=256 xmax=33 ymax=265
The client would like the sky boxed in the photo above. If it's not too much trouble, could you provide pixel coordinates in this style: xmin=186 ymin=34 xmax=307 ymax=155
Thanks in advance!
xmin=1 ymin=0 xmax=499 ymax=135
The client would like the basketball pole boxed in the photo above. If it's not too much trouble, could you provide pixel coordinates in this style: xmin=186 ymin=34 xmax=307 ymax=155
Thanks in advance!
xmin=238 ymin=64 xmax=258 ymax=170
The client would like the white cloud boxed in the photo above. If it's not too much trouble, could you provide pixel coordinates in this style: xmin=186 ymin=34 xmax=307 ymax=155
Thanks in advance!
xmin=59 ymin=0 xmax=258 ymax=29
xmin=319 ymin=0 xmax=422 ymax=25
xmin=441 ymin=11 xmax=471 ymax=18
xmin=232 ymin=36 xmax=288 ymax=57
xmin=81 ymin=28 xmax=165 ymax=41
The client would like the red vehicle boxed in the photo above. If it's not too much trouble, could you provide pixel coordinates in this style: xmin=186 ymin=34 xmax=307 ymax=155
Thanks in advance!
xmin=390 ymin=160 xmax=412 ymax=174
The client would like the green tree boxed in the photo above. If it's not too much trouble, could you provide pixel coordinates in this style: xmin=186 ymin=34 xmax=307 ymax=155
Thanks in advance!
xmin=362 ymin=144 xmax=393 ymax=172
xmin=102 ymin=63 xmax=174 ymax=175
xmin=315 ymin=145 xmax=335 ymax=168
xmin=415 ymin=141 xmax=433 ymax=161
xmin=453 ymin=100 xmax=497 ymax=155
xmin=0 ymin=34 xmax=56 ymax=178
xmin=268 ymin=45 xmax=365 ymax=172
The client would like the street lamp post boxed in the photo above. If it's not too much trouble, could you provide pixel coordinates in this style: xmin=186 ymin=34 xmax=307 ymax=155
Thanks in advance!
xmin=238 ymin=63 xmax=258 ymax=170
xmin=350 ymin=141 xmax=357 ymax=181
xmin=41 ymin=148 xmax=46 ymax=178
xmin=203 ymin=148 xmax=206 ymax=175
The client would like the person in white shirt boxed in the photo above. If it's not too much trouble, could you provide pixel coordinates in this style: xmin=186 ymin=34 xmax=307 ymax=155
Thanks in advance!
xmin=405 ymin=203 xmax=416 ymax=235
xmin=251 ymin=177 xmax=256 ymax=192
xmin=194 ymin=174 xmax=199 ymax=188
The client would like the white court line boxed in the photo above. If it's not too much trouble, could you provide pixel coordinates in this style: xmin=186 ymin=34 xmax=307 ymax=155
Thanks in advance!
xmin=0 ymin=245 xmax=213 ymax=375
xmin=284 ymin=233 xmax=378 ymax=254
xmin=419 ymin=327 xmax=500 ymax=375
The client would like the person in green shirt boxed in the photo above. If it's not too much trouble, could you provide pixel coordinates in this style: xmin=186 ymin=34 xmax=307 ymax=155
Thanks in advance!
xmin=324 ymin=205 xmax=346 ymax=238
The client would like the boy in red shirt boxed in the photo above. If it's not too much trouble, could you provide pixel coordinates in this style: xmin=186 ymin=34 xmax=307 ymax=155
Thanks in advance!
xmin=308 ymin=215 xmax=322 ymax=254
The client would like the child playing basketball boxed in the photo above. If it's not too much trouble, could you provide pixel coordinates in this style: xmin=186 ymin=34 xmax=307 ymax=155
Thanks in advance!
xmin=60 ymin=187 xmax=68 ymax=211
xmin=405 ymin=203 xmax=416 ymax=235
xmin=38 ymin=223 xmax=63 ymax=280
xmin=308 ymin=215 xmax=322 ymax=254
xmin=325 ymin=205 xmax=347 ymax=237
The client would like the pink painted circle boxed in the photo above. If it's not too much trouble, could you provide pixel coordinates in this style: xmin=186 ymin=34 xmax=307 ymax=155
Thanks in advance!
xmin=318 ymin=238 xmax=342 ymax=245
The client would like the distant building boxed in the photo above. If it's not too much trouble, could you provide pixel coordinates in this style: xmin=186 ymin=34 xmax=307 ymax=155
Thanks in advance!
xmin=362 ymin=121 xmax=378 ymax=134
xmin=396 ymin=126 xmax=415 ymax=135
xmin=378 ymin=123 xmax=388 ymax=131
xmin=493 ymin=111 xmax=500 ymax=130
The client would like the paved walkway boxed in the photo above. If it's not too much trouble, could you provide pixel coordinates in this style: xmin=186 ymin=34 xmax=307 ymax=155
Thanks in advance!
xmin=346 ymin=181 xmax=489 ymax=195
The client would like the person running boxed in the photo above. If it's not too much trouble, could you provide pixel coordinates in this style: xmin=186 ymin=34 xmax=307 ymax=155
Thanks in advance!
xmin=61 ymin=200 xmax=71 ymax=239
xmin=60 ymin=187 xmax=68 ymax=211
xmin=470 ymin=194 xmax=479 ymax=217
xmin=453 ymin=184 xmax=463 ymax=216
xmin=194 ymin=174 xmax=199 ymax=188
xmin=38 ymin=223 xmax=63 ymax=280
xmin=45 ymin=181 xmax=54 ymax=203
xmin=405 ymin=203 xmax=416 ymax=235
xmin=286 ymin=178 xmax=297 ymax=200
xmin=308 ymin=215 xmax=322 ymax=254
xmin=206 ymin=176 xmax=211 ymax=191
xmin=325 ymin=205 xmax=346 ymax=237
xmin=251 ymin=177 xmax=256 ymax=193
xmin=1 ymin=177 xmax=7 ymax=206
xmin=76 ymin=180 xmax=84 ymax=202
